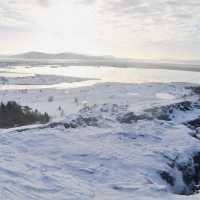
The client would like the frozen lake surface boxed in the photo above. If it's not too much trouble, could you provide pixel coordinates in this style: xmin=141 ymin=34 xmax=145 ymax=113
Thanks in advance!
xmin=0 ymin=65 xmax=200 ymax=90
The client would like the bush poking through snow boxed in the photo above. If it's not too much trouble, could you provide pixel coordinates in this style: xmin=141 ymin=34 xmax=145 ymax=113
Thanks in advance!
xmin=48 ymin=96 xmax=54 ymax=102
xmin=0 ymin=101 xmax=50 ymax=128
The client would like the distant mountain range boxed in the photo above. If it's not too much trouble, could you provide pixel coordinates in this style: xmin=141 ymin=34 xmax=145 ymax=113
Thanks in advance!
xmin=9 ymin=51 xmax=115 ymax=60
xmin=0 ymin=51 xmax=198 ymax=64
xmin=0 ymin=52 xmax=199 ymax=69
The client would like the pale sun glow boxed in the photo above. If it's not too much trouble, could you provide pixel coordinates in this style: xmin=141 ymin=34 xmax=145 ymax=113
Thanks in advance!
xmin=0 ymin=0 xmax=200 ymax=59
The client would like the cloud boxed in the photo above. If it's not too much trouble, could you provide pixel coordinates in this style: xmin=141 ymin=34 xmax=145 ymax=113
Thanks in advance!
xmin=0 ymin=0 xmax=199 ymax=58
xmin=0 ymin=0 xmax=51 ymax=28
xmin=76 ymin=0 xmax=96 ymax=5
xmin=37 ymin=0 xmax=51 ymax=7
xmin=99 ymin=0 xmax=200 ymax=41
xmin=0 ymin=1 xmax=33 ymax=28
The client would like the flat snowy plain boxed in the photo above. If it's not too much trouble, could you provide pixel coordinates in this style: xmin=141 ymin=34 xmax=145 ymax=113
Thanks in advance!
xmin=0 ymin=64 xmax=200 ymax=199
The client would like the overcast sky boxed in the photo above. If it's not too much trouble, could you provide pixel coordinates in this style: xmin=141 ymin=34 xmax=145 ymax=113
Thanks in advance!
xmin=0 ymin=0 xmax=200 ymax=59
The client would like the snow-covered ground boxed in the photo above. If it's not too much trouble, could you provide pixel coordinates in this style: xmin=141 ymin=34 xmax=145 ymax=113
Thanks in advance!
xmin=1 ymin=80 xmax=200 ymax=199
xmin=0 ymin=82 xmax=194 ymax=118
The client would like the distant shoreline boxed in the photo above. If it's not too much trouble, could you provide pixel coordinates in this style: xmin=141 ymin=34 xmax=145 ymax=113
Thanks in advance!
xmin=0 ymin=74 xmax=92 ymax=85
xmin=0 ymin=58 xmax=200 ymax=73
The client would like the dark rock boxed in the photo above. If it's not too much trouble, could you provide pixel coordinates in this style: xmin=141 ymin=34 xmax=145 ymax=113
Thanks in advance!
xmin=117 ymin=112 xmax=147 ymax=124
xmin=64 ymin=123 xmax=70 ymax=129
xmin=77 ymin=116 xmax=98 ymax=126
xmin=145 ymin=101 xmax=194 ymax=121
xmin=186 ymin=118 xmax=200 ymax=129
xmin=63 ymin=122 xmax=78 ymax=129
xmin=190 ymin=86 xmax=200 ymax=95
xmin=63 ymin=115 xmax=99 ymax=129
xmin=117 ymin=132 xmax=137 ymax=140
xmin=161 ymin=152 xmax=200 ymax=195
xmin=177 ymin=163 xmax=195 ymax=187
xmin=159 ymin=171 xmax=175 ymax=186
xmin=48 ymin=122 xmax=62 ymax=128
xmin=69 ymin=122 xmax=78 ymax=128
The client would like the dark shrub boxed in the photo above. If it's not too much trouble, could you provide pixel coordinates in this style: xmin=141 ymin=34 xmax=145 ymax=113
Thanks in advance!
xmin=0 ymin=101 xmax=50 ymax=128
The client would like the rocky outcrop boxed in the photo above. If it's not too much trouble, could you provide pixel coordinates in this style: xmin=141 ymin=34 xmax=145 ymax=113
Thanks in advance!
xmin=184 ymin=118 xmax=200 ymax=139
xmin=160 ymin=152 xmax=200 ymax=195
xmin=145 ymin=101 xmax=194 ymax=121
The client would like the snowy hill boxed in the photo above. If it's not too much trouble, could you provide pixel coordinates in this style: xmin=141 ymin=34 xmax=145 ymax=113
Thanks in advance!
xmin=0 ymin=83 xmax=200 ymax=199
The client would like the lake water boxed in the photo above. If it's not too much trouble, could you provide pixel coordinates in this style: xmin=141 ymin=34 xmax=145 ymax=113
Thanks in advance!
xmin=0 ymin=65 xmax=200 ymax=90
